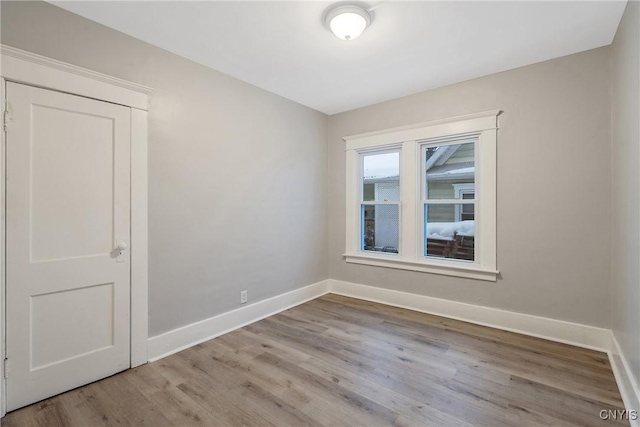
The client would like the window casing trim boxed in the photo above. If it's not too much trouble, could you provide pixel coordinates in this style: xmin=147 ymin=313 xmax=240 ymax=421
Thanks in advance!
xmin=342 ymin=252 xmax=499 ymax=281
xmin=344 ymin=110 xmax=500 ymax=282
xmin=344 ymin=110 xmax=500 ymax=150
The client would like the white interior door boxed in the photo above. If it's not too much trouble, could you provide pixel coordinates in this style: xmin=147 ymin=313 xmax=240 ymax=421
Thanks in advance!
xmin=5 ymin=82 xmax=132 ymax=411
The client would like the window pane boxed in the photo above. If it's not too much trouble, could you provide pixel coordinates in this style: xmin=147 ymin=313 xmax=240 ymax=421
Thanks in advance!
xmin=363 ymin=152 xmax=399 ymax=201
xmin=425 ymin=141 xmax=475 ymax=200
xmin=461 ymin=202 xmax=474 ymax=221
xmin=461 ymin=192 xmax=474 ymax=200
xmin=362 ymin=204 xmax=398 ymax=253
xmin=424 ymin=204 xmax=474 ymax=261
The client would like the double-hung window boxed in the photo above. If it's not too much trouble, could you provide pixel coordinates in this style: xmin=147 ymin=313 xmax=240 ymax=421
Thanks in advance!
xmin=344 ymin=111 xmax=500 ymax=281
xmin=361 ymin=150 xmax=401 ymax=254
xmin=422 ymin=138 xmax=476 ymax=261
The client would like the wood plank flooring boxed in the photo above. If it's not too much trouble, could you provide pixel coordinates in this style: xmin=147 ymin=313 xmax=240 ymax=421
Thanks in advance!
xmin=3 ymin=294 xmax=628 ymax=427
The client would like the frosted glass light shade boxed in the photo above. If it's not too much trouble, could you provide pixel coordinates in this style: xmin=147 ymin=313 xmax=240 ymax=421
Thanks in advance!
xmin=325 ymin=5 xmax=371 ymax=41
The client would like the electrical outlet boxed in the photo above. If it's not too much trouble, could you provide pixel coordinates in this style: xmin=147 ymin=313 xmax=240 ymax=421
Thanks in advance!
xmin=240 ymin=290 xmax=248 ymax=304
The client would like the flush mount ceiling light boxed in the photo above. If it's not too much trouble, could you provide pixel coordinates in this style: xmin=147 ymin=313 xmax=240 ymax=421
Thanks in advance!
xmin=324 ymin=4 xmax=372 ymax=41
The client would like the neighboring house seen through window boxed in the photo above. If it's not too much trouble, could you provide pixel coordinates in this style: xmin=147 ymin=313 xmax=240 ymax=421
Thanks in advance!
xmin=344 ymin=111 xmax=499 ymax=281
xmin=424 ymin=140 xmax=476 ymax=262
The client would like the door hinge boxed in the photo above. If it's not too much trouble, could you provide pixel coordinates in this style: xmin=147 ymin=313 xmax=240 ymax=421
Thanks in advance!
xmin=3 ymin=358 xmax=7 ymax=379
xmin=3 ymin=109 xmax=9 ymax=132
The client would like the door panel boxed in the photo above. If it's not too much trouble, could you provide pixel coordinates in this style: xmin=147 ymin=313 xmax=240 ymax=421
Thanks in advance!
xmin=6 ymin=82 xmax=132 ymax=411
xmin=31 ymin=282 xmax=115 ymax=369
xmin=30 ymin=103 xmax=116 ymax=262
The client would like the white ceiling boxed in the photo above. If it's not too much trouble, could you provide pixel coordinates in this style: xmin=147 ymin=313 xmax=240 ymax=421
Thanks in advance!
xmin=51 ymin=1 xmax=627 ymax=114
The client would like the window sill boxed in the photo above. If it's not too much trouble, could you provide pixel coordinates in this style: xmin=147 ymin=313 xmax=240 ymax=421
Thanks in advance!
xmin=343 ymin=252 xmax=499 ymax=282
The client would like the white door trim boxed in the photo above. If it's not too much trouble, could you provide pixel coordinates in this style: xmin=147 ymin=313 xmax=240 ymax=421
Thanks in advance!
xmin=0 ymin=45 xmax=151 ymax=417
xmin=130 ymin=109 xmax=149 ymax=368
xmin=0 ymin=45 xmax=152 ymax=110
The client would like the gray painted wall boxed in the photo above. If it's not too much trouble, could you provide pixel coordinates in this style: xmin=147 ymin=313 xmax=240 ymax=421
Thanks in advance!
xmin=611 ymin=0 xmax=640 ymax=391
xmin=1 ymin=1 xmax=329 ymax=337
xmin=328 ymin=47 xmax=612 ymax=328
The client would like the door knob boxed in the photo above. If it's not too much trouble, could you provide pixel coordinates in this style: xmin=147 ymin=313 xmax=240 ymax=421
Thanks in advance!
xmin=114 ymin=241 xmax=128 ymax=263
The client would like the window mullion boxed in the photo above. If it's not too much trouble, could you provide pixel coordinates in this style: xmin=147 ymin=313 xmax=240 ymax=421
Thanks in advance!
xmin=400 ymin=140 xmax=417 ymax=260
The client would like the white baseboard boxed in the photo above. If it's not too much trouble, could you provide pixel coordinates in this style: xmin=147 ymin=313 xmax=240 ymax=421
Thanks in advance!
xmin=147 ymin=276 xmax=610 ymax=359
xmin=147 ymin=280 xmax=330 ymax=361
xmin=327 ymin=279 xmax=612 ymax=352
xmin=609 ymin=333 xmax=640 ymax=426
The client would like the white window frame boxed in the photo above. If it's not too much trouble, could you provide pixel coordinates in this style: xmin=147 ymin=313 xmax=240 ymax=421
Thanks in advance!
xmin=344 ymin=110 xmax=500 ymax=282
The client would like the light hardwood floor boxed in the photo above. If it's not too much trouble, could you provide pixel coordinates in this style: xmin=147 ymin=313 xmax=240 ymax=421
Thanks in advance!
xmin=3 ymin=294 xmax=628 ymax=427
